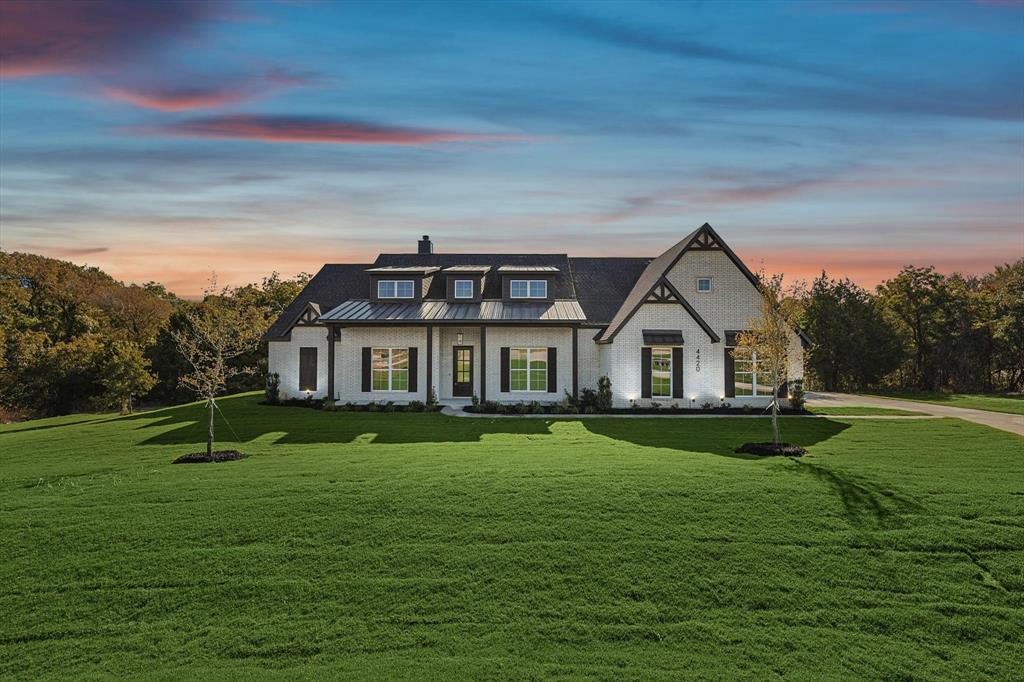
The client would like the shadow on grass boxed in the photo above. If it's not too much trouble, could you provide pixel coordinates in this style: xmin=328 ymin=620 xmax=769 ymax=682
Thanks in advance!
xmin=787 ymin=460 xmax=924 ymax=527
xmin=119 ymin=393 xmax=553 ymax=446
xmin=0 ymin=415 xmax=113 ymax=436
xmin=582 ymin=417 xmax=851 ymax=459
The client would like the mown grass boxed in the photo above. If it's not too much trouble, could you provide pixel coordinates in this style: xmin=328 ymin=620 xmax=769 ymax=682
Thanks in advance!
xmin=1 ymin=393 xmax=1022 ymax=680
xmin=867 ymin=392 xmax=1024 ymax=415
xmin=806 ymin=406 xmax=929 ymax=416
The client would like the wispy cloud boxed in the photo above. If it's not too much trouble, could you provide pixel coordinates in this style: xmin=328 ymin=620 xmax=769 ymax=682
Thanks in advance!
xmin=139 ymin=115 xmax=528 ymax=145
xmin=0 ymin=0 xmax=220 ymax=79
xmin=99 ymin=68 xmax=319 ymax=111
xmin=539 ymin=9 xmax=837 ymax=78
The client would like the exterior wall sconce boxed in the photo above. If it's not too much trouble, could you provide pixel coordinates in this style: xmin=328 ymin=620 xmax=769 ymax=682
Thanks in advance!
xmin=456 ymin=331 xmax=464 ymax=344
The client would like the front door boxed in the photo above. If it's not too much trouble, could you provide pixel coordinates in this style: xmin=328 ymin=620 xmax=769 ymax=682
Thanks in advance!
xmin=452 ymin=346 xmax=473 ymax=397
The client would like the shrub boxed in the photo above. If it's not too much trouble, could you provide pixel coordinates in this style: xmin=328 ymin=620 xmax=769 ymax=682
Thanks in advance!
xmin=383 ymin=401 xmax=397 ymax=413
xmin=471 ymin=394 xmax=479 ymax=407
xmin=366 ymin=402 xmax=381 ymax=412
xmin=741 ymin=403 xmax=753 ymax=414
xmin=649 ymin=401 xmax=661 ymax=410
xmin=481 ymin=400 xmax=502 ymax=413
xmin=701 ymin=401 xmax=713 ymax=410
xmin=512 ymin=402 xmax=529 ymax=415
xmin=264 ymin=373 xmax=280 ymax=405
xmin=408 ymin=400 xmax=425 ymax=412
xmin=426 ymin=388 xmax=438 ymax=406
xmin=595 ymin=375 xmax=613 ymax=412
xmin=788 ymin=379 xmax=806 ymax=410
xmin=528 ymin=400 xmax=544 ymax=414
xmin=582 ymin=405 xmax=595 ymax=414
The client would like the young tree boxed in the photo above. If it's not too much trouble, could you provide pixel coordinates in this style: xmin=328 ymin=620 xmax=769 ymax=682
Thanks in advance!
xmin=172 ymin=283 xmax=263 ymax=458
xmin=735 ymin=271 xmax=801 ymax=445
xmin=99 ymin=341 xmax=156 ymax=414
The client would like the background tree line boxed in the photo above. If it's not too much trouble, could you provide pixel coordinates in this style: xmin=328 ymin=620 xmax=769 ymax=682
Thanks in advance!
xmin=0 ymin=252 xmax=308 ymax=418
xmin=1 ymin=251 xmax=1021 ymax=418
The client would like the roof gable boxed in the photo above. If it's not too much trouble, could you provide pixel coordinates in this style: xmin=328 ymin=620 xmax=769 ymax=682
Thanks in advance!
xmin=597 ymin=223 xmax=755 ymax=343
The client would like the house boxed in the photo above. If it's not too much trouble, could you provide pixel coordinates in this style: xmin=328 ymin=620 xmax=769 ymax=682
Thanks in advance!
xmin=263 ymin=223 xmax=806 ymax=408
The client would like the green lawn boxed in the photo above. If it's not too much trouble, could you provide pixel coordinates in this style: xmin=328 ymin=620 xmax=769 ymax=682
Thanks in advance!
xmin=1 ymin=394 xmax=1021 ymax=679
xmin=867 ymin=392 xmax=1024 ymax=415
xmin=805 ymin=406 xmax=929 ymax=416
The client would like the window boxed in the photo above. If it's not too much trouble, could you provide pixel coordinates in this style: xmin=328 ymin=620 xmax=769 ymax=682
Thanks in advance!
xmin=299 ymin=347 xmax=317 ymax=392
xmin=454 ymin=279 xmax=474 ymax=298
xmin=697 ymin=277 xmax=712 ymax=293
xmin=371 ymin=348 xmax=409 ymax=391
xmin=651 ymin=347 xmax=672 ymax=398
xmin=378 ymin=280 xmax=415 ymax=299
xmin=509 ymin=347 xmax=547 ymax=391
xmin=734 ymin=350 xmax=774 ymax=396
xmin=510 ymin=279 xmax=547 ymax=298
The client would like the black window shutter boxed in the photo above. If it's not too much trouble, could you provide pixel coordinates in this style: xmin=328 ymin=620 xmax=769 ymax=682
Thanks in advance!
xmin=408 ymin=347 xmax=418 ymax=392
xmin=641 ymin=347 xmax=652 ymax=398
xmin=299 ymin=347 xmax=317 ymax=391
xmin=500 ymin=347 xmax=510 ymax=392
xmin=547 ymin=347 xmax=557 ymax=393
xmin=724 ymin=348 xmax=735 ymax=398
xmin=361 ymin=347 xmax=371 ymax=392
xmin=672 ymin=347 xmax=684 ymax=399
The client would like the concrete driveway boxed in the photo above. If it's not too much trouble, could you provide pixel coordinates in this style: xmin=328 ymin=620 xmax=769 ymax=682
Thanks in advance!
xmin=807 ymin=392 xmax=1024 ymax=437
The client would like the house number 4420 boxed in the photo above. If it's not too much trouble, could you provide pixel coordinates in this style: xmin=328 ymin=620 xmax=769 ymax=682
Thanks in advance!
xmin=695 ymin=348 xmax=701 ymax=372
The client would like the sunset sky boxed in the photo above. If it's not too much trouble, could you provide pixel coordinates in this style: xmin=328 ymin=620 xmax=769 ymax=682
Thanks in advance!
xmin=1 ymin=0 xmax=1021 ymax=298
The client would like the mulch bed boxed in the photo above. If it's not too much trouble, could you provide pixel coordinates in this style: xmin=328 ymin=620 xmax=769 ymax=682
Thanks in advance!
xmin=172 ymin=450 xmax=248 ymax=464
xmin=735 ymin=442 xmax=807 ymax=457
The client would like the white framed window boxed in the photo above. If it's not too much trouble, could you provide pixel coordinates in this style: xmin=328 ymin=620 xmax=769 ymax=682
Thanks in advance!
xmin=651 ymin=347 xmax=672 ymax=398
xmin=371 ymin=348 xmax=409 ymax=391
xmin=734 ymin=350 xmax=774 ymax=397
xmin=510 ymin=279 xmax=547 ymax=298
xmin=454 ymin=279 xmax=474 ymax=298
xmin=378 ymin=280 xmax=415 ymax=299
xmin=509 ymin=347 xmax=547 ymax=391
xmin=696 ymin=277 xmax=712 ymax=293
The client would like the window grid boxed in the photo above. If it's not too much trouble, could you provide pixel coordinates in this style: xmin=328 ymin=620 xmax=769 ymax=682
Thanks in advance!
xmin=733 ymin=351 xmax=774 ymax=397
xmin=454 ymin=279 xmax=474 ymax=299
xmin=651 ymin=347 xmax=672 ymax=398
xmin=455 ymin=349 xmax=471 ymax=383
xmin=371 ymin=348 xmax=409 ymax=391
xmin=509 ymin=347 xmax=547 ymax=391
xmin=378 ymin=280 xmax=415 ymax=299
xmin=510 ymin=279 xmax=547 ymax=298
xmin=697 ymin=277 xmax=712 ymax=293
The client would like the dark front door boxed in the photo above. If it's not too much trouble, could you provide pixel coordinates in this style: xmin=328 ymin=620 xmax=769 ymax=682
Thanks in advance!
xmin=452 ymin=346 xmax=473 ymax=397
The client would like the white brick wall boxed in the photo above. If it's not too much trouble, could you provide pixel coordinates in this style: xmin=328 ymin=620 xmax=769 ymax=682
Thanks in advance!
xmin=268 ymin=326 xmax=330 ymax=400
xmin=335 ymin=327 xmax=429 ymax=403
xmin=483 ymin=327 xmax=574 ymax=403
xmin=600 ymin=248 xmax=803 ymax=408
xmin=577 ymin=327 xmax=603 ymax=392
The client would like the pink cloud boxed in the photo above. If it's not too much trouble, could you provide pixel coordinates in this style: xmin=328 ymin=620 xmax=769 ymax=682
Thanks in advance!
xmin=100 ymin=86 xmax=252 ymax=112
xmin=142 ymin=115 xmax=526 ymax=145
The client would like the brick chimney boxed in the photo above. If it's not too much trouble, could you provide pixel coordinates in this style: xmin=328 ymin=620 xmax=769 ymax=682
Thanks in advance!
xmin=417 ymin=235 xmax=433 ymax=254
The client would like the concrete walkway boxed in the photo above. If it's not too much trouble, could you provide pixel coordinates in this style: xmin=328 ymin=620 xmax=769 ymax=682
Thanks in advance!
xmin=807 ymin=392 xmax=1024 ymax=437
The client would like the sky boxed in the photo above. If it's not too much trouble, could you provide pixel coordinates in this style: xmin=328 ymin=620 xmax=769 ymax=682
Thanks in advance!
xmin=1 ymin=0 xmax=1022 ymax=298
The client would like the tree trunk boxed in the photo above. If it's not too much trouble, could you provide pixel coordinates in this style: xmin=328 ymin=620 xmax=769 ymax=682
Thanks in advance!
xmin=770 ymin=369 xmax=781 ymax=444
xmin=207 ymin=399 xmax=215 ymax=459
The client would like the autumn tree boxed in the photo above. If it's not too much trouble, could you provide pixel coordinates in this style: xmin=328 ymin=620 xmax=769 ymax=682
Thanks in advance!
xmin=99 ymin=341 xmax=157 ymax=414
xmin=172 ymin=283 xmax=263 ymax=458
xmin=734 ymin=271 xmax=802 ymax=445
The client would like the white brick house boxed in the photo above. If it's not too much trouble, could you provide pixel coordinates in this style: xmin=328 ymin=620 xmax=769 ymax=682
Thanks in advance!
xmin=264 ymin=224 xmax=806 ymax=408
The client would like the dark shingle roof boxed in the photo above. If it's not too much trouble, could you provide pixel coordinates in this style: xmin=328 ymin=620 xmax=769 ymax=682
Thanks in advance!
xmin=568 ymin=257 xmax=651 ymax=325
xmin=262 ymin=264 xmax=372 ymax=340
xmin=373 ymin=253 xmax=577 ymax=299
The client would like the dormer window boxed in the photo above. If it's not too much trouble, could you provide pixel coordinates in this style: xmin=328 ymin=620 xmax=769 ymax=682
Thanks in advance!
xmin=454 ymin=280 xmax=474 ymax=299
xmin=510 ymin=279 xmax=547 ymax=298
xmin=378 ymin=280 xmax=415 ymax=299
xmin=696 ymin=277 xmax=712 ymax=293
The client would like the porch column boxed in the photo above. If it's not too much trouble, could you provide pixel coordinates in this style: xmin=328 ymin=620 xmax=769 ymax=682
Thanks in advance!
xmin=479 ymin=325 xmax=487 ymax=401
xmin=572 ymin=326 xmax=579 ymax=400
xmin=326 ymin=324 xmax=336 ymax=401
xmin=426 ymin=324 xmax=433 ymax=401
